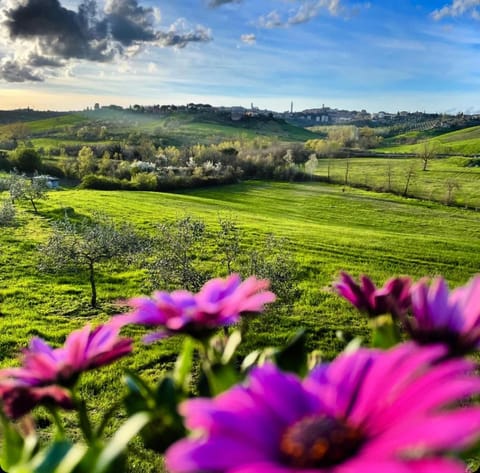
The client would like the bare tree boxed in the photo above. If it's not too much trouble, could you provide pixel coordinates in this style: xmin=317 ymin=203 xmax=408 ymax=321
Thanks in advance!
xmin=418 ymin=141 xmax=439 ymax=172
xmin=343 ymin=159 xmax=350 ymax=191
xmin=403 ymin=162 xmax=416 ymax=197
xmin=385 ymin=161 xmax=394 ymax=191
xmin=304 ymin=154 xmax=318 ymax=179
xmin=148 ymin=217 xmax=208 ymax=292
xmin=445 ymin=179 xmax=460 ymax=205
xmin=39 ymin=214 xmax=144 ymax=307
xmin=217 ymin=215 xmax=240 ymax=274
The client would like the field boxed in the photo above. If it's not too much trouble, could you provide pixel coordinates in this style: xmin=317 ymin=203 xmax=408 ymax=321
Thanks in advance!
xmin=2 ymin=180 xmax=480 ymax=471
xmin=378 ymin=125 xmax=480 ymax=155
xmin=0 ymin=109 xmax=319 ymax=149
xmin=315 ymin=155 xmax=480 ymax=207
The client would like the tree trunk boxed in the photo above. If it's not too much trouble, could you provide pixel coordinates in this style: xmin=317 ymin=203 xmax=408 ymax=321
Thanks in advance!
xmin=89 ymin=261 xmax=97 ymax=307
xmin=403 ymin=172 xmax=412 ymax=197
xmin=30 ymin=198 xmax=38 ymax=214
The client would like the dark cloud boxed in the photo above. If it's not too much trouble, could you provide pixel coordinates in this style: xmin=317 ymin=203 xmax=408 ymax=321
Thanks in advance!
xmin=208 ymin=0 xmax=242 ymax=7
xmin=27 ymin=54 xmax=65 ymax=68
xmin=156 ymin=27 xmax=212 ymax=48
xmin=0 ymin=59 xmax=43 ymax=82
xmin=103 ymin=0 xmax=156 ymax=45
xmin=0 ymin=0 xmax=212 ymax=82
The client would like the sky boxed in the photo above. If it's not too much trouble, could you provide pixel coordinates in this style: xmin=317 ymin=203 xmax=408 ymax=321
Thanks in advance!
xmin=0 ymin=0 xmax=480 ymax=113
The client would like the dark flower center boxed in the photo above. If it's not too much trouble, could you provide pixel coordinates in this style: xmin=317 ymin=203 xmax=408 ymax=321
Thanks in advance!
xmin=280 ymin=414 xmax=363 ymax=468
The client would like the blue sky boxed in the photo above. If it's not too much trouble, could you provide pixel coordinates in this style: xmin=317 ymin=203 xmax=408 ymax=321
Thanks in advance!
xmin=1 ymin=0 xmax=480 ymax=112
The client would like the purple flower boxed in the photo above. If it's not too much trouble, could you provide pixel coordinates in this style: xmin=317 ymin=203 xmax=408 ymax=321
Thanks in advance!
xmin=0 ymin=324 xmax=132 ymax=417
xmin=407 ymin=275 xmax=480 ymax=355
xmin=166 ymin=343 xmax=480 ymax=473
xmin=112 ymin=274 xmax=276 ymax=340
xmin=335 ymin=272 xmax=412 ymax=318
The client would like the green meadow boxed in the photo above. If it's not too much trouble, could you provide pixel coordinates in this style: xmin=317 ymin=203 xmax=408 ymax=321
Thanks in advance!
xmin=315 ymin=156 xmax=480 ymax=207
xmin=378 ymin=124 xmax=480 ymax=155
xmin=2 ymin=180 xmax=480 ymax=471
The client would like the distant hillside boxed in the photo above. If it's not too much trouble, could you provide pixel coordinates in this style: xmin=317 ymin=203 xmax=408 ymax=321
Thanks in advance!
xmin=378 ymin=125 xmax=480 ymax=155
xmin=0 ymin=109 xmax=321 ymax=148
xmin=0 ymin=109 xmax=68 ymax=124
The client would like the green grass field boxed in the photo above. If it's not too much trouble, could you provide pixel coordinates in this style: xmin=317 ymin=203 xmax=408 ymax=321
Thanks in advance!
xmin=1 ymin=110 xmax=319 ymax=149
xmin=2 ymin=181 xmax=480 ymax=471
xmin=378 ymin=125 xmax=480 ymax=155
xmin=315 ymin=156 xmax=480 ymax=207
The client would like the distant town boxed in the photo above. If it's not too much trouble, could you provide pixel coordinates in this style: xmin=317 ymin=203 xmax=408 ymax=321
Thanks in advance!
xmin=86 ymin=102 xmax=480 ymax=131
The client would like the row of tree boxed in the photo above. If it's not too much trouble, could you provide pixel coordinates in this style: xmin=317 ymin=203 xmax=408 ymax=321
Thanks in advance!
xmin=39 ymin=214 xmax=299 ymax=309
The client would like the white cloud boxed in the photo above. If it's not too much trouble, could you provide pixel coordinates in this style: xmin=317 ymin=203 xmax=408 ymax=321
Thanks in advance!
xmin=432 ymin=0 xmax=480 ymax=20
xmin=240 ymin=33 xmax=256 ymax=45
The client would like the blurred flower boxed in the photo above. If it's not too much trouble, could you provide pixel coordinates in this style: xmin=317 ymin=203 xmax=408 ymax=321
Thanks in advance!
xmin=407 ymin=275 xmax=480 ymax=355
xmin=166 ymin=343 xmax=480 ymax=473
xmin=0 ymin=324 xmax=132 ymax=417
xmin=112 ymin=274 xmax=276 ymax=340
xmin=335 ymin=272 xmax=412 ymax=318
xmin=0 ymin=383 xmax=73 ymax=419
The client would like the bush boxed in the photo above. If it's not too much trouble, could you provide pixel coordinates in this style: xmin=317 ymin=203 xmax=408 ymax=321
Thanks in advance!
xmin=0 ymin=199 xmax=15 ymax=226
xmin=80 ymin=174 xmax=134 ymax=190
xmin=11 ymin=148 xmax=42 ymax=173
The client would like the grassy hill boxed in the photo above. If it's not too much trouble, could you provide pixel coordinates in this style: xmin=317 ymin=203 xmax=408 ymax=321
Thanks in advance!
xmin=378 ymin=125 xmax=480 ymax=155
xmin=0 ymin=109 xmax=320 ymax=149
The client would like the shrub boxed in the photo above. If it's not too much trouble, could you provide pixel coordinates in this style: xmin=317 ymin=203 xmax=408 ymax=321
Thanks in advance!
xmin=0 ymin=199 xmax=15 ymax=226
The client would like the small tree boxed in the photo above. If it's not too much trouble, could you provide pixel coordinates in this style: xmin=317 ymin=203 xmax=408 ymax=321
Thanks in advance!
xmin=147 ymin=217 xmax=208 ymax=292
xmin=445 ymin=179 xmax=460 ymax=205
xmin=39 ymin=214 xmax=144 ymax=307
xmin=403 ymin=162 xmax=416 ymax=197
xmin=304 ymin=154 xmax=318 ymax=179
xmin=216 ymin=215 xmax=240 ymax=274
xmin=418 ymin=141 xmax=439 ymax=172
xmin=8 ymin=172 xmax=49 ymax=214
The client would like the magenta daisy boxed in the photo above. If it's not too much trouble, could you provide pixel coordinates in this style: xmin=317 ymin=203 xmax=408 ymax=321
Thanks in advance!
xmin=335 ymin=272 xmax=412 ymax=318
xmin=0 ymin=324 xmax=132 ymax=418
xmin=407 ymin=275 xmax=480 ymax=355
xmin=166 ymin=343 xmax=480 ymax=473
xmin=112 ymin=274 xmax=276 ymax=340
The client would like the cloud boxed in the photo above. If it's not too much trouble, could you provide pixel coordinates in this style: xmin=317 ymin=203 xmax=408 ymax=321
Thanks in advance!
xmin=208 ymin=0 xmax=242 ymax=7
xmin=240 ymin=35 xmax=255 ymax=45
xmin=156 ymin=19 xmax=212 ymax=48
xmin=240 ymin=33 xmax=256 ymax=45
xmin=432 ymin=0 xmax=480 ymax=20
xmin=258 ymin=10 xmax=284 ymax=29
xmin=0 ymin=59 xmax=43 ymax=82
xmin=257 ymin=0 xmax=347 ymax=28
xmin=0 ymin=0 xmax=212 ymax=82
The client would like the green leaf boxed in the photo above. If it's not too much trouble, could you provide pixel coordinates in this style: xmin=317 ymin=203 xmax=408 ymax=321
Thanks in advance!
xmin=241 ymin=350 xmax=261 ymax=372
xmin=92 ymin=412 xmax=151 ymax=473
xmin=221 ymin=330 xmax=242 ymax=364
xmin=274 ymin=329 xmax=308 ymax=377
xmin=31 ymin=441 xmax=76 ymax=473
xmin=0 ymin=413 xmax=27 ymax=471
xmin=370 ymin=315 xmax=400 ymax=349
xmin=206 ymin=363 xmax=240 ymax=396
xmin=173 ymin=338 xmax=195 ymax=392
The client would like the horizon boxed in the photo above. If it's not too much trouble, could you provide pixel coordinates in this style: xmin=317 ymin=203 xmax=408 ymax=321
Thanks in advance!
xmin=1 ymin=1 xmax=480 ymax=114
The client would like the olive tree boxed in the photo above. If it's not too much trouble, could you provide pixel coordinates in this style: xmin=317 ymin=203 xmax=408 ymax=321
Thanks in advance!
xmin=8 ymin=172 xmax=49 ymax=214
xmin=147 ymin=217 xmax=208 ymax=292
xmin=39 ymin=214 xmax=144 ymax=307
